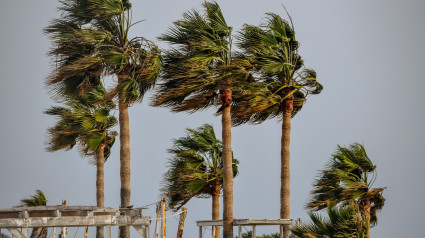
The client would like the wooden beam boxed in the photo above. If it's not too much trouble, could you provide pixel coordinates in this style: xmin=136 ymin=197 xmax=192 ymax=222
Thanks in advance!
xmin=0 ymin=215 xmax=150 ymax=228
xmin=196 ymin=219 xmax=292 ymax=227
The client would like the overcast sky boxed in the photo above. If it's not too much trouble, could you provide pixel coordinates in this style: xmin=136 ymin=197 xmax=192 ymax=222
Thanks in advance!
xmin=1 ymin=0 xmax=425 ymax=237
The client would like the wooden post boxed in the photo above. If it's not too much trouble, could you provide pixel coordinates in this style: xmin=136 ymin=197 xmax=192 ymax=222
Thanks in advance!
xmin=176 ymin=208 xmax=187 ymax=238
xmin=107 ymin=226 xmax=112 ymax=238
xmin=84 ymin=226 xmax=88 ymax=238
xmin=145 ymin=225 xmax=150 ymax=238
xmin=61 ymin=200 xmax=67 ymax=238
xmin=155 ymin=202 xmax=161 ymax=238
xmin=198 ymin=226 xmax=202 ymax=238
xmin=238 ymin=226 xmax=242 ymax=238
xmin=161 ymin=197 xmax=166 ymax=238
xmin=252 ymin=225 xmax=256 ymax=238
xmin=280 ymin=225 xmax=284 ymax=238
xmin=53 ymin=227 xmax=57 ymax=238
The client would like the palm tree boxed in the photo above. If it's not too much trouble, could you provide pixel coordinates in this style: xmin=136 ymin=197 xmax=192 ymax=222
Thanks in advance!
xmin=20 ymin=190 xmax=48 ymax=238
xmin=152 ymin=2 xmax=249 ymax=237
xmin=45 ymin=3 xmax=162 ymax=236
xmin=307 ymin=143 xmax=385 ymax=238
xmin=292 ymin=203 xmax=367 ymax=238
xmin=162 ymin=124 xmax=238 ymax=238
xmin=232 ymin=12 xmax=323 ymax=237
xmin=45 ymin=86 xmax=117 ymax=238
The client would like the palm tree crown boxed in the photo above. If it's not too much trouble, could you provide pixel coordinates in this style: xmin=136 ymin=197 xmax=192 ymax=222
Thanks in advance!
xmin=233 ymin=13 xmax=322 ymax=124
xmin=162 ymin=124 xmax=238 ymax=211
xmin=45 ymin=86 xmax=117 ymax=160
xmin=152 ymin=1 xmax=250 ymax=112
xmin=308 ymin=143 xmax=385 ymax=237
xmin=45 ymin=0 xmax=162 ymax=103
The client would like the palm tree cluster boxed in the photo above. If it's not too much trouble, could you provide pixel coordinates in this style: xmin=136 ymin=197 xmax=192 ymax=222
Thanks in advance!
xmin=41 ymin=1 xmax=387 ymax=238
xmin=45 ymin=0 xmax=161 ymax=237
xmin=292 ymin=143 xmax=385 ymax=238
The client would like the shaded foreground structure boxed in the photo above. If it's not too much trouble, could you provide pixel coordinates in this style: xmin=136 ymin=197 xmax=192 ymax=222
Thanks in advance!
xmin=197 ymin=219 xmax=292 ymax=238
xmin=0 ymin=206 xmax=150 ymax=238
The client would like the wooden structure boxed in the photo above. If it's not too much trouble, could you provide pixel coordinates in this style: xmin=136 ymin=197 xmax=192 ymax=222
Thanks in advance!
xmin=0 ymin=205 xmax=150 ymax=238
xmin=196 ymin=219 xmax=292 ymax=238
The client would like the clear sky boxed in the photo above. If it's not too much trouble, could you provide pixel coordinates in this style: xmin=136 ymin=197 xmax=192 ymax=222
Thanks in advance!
xmin=1 ymin=0 xmax=425 ymax=237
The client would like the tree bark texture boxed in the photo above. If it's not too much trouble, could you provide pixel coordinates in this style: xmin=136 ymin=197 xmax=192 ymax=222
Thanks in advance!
xmin=212 ymin=184 xmax=220 ymax=238
xmin=361 ymin=199 xmax=371 ymax=238
xmin=119 ymin=91 xmax=131 ymax=238
xmin=280 ymin=97 xmax=293 ymax=238
xmin=96 ymin=145 xmax=105 ymax=238
xmin=221 ymin=89 xmax=233 ymax=238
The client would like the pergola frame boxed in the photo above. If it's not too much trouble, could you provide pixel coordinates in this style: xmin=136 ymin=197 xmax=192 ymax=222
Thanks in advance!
xmin=0 ymin=206 xmax=150 ymax=238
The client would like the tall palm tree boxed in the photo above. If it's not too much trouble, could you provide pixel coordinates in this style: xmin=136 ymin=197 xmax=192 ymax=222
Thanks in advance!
xmin=307 ymin=143 xmax=385 ymax=238
xmin=233 ymin=13 xmax=323 ymax=237
xmin=152 ymin=2 xmax=249 ymax=237
xmin=162 ymin=124 xmax=238 ymax=238
xmin=292 ymin=203 xmax=367 ymax=238
xmin=45 ymin=86 xmax=117 ymax=238
xmin=20 ymin=190 xmax=48 ymax=238
xmin=45 ymin=2 xmax=162 ymax=236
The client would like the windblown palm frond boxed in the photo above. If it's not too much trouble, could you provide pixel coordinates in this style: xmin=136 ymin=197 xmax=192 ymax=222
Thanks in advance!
xmin=45 ymin=85 xmax=117 ymax=161
xmin=20 ymin=190 xmax=47 ymax=207
xmin=232 ymin=13 xmax=322 ymax=125
xmin=308 ymin=143 xmax=386 ymax=235
xmin=20 ymin=190 xmax=48 ymax=238
xmin=45 ymin=0 xmax=162 ymax=105
xmin=152 ymin=1 xmax=250 ymax=112
xmin=162 ymin=124 xmax=238 ymax=211
xmin=292 ymin=203 xmax=367 ymax=238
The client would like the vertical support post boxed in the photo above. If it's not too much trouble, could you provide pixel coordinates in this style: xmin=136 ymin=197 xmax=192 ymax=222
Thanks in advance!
xmin=145 ymin=225 xmax=150 ymax=238
xmin=107 ymin=226 xmax=112 ymax=238
xmin=61 ymin=200 xmax=67 ymax=238
xmin=21 ymin=228 xmax=28 ymax=238
xmin=252 ymin=225 xmax=256 ymax=238
xmin=53 ymin=227 xmax=57 ymax=238
xmin=84 ymin=226 xmax=88 ymax=238
xmin=161 ymin=197 xmax=166 ymax=238
xmin=238 ymin=226 xmax=242 ymax=238
xmin=176 ymin=207 xmax=187 ymax=238
xmin=198 ymin=226 xmax=202 ymax=238
xmin=280 ymin=225 xmax=284 ymax=238
xmin=155 ymin=202 xmax=161 ymax=238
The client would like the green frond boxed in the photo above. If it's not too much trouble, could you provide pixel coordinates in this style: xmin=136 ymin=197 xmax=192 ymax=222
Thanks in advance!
xmin=161 ymin=124 xmax=237 ymax=211
xmin=233 ymin=11 xmax=322 ymax=125
xmin=307 ymin=143 xmax=386 ymax=233
xmin=20 ymin=190 xmax=47 ymax=207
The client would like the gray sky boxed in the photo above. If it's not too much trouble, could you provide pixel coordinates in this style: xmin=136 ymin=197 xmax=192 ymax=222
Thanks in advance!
xmin=1 ymin=0 xmax=425 ymax=237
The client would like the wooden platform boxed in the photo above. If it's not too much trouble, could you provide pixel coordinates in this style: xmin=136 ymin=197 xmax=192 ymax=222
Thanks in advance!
xmin=0 ymin=206 xmax=150 ymax=238
xmin=196 ymin=219 xmax=292 ymax=238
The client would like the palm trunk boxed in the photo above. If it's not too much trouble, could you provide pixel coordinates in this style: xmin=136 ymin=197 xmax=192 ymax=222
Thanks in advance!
xmin=119 ymin=90 xmax=131 ymax=238
xmin=360 ymin=199 xmax=371 ymax=238
xmin=280 ymin=97 xmax=293 ymax=238
xmin=30 ymin=227 xmax=48 ymax=238
xmin=96 ymin=145 xmax=105 ymax=238
xmin=221 ymin=89 xmax=233 ymax=238
xmin=212 ymin=184 xmax=220 ymax=238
